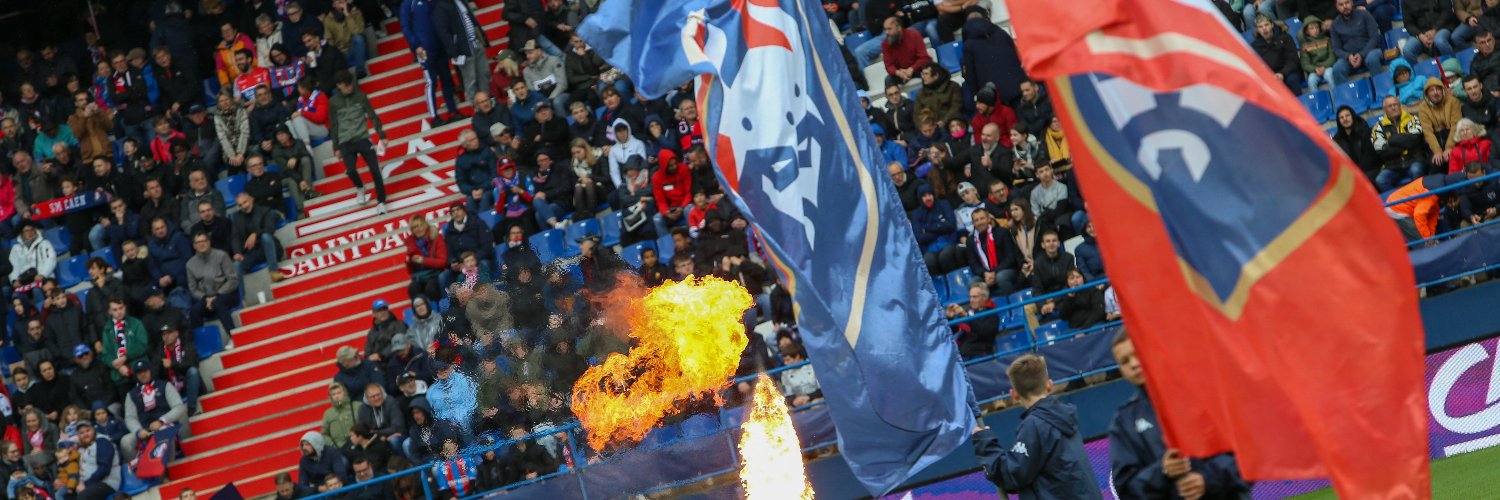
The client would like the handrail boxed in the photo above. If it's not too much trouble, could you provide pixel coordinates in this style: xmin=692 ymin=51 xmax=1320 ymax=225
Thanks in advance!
xmin=1383 ymin=170 xmax=1500 ymax=207
xmin=946 ymin=278 xmax=1110 ymax=326
xmin=1408 ymin=217 xmax=1500 ymax=247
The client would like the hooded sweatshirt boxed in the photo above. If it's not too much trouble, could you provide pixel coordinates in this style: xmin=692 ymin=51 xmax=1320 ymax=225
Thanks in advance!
xmin=321 ymin=383 xmax=364 ymax=449
xmin=1332 ymin=105 xmax=1380 ymax=174
xmin=607 ymin=119 xmax=647 ymax=187
xmin=426 ymin=369 xmax=478 ymax=434
xmin=1416 ymin=77 xmax=1465 ymax=155
xmin=358 ymin=385 xmax=407 ymax=439
xmin=297 ymin=430 xmax=351 ymax=490
xmin=973 ymin=397 xmax=1103 ymax=500
xmin=1298 ymin=17 xmax=1336 ymax=75
xmin=1388 ymin=59 xmax=1425 ymax=106
xmin=652 ymin=149 xmax=693 ymax=213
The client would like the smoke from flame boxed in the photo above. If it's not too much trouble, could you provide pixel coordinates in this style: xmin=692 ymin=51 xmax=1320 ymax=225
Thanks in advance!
xmin=570 ymin=276 xmax=753 ymax=450
xmin=740 ymin=374 xmax=815 ymax=499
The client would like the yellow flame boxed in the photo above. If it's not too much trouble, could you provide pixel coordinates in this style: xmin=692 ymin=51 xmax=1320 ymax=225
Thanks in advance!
xmin=570 ymin=276 xmax=753 ymax=450
xmin=740 ymin=374 xmax=815 ymax=499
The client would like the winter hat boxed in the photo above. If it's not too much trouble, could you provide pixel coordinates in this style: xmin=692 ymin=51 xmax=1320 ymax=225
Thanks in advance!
xmin=976 ymin=84 xmax=998 ymax=107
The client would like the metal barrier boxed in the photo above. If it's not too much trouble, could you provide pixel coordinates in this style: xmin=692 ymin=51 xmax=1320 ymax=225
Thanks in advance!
xmin=296 ymin=171 xmax=1500 ymax=500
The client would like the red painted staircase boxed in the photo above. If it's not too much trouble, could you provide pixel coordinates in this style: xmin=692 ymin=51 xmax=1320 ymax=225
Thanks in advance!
xmin=157 ymin=2 xmax=509 ymax=497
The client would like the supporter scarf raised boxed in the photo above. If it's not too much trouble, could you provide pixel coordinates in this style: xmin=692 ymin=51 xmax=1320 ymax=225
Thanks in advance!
xmin=164 ymin=342 xmax=184 ymax=391
xmin=435 ymin=457 xmax=476 ymax=494
xmin=113 ymin=319 xmax=128 ymax=360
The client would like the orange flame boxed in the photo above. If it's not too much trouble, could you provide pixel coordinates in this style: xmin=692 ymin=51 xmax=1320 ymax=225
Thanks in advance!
xmin=570 ymin=276 xmax=753 ymax=450
xmin=740 ymin=374 xmax=815 ymax=499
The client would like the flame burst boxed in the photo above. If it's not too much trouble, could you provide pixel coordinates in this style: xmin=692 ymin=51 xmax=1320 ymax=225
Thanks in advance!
xmin=740 ymin=374 xmax=815 ymax=499
xmin=571 ymin=276 xmax=753 ymax=450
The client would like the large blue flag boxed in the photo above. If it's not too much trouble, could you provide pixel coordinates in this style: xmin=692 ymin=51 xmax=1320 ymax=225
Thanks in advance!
xmin=580 ymin=0 xmax=975 ymax=494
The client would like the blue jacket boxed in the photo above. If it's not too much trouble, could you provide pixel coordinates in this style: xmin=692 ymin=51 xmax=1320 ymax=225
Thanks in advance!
xmin=1330 ymin=8 xmax=1381 ymax=58
xmin=878 ymin=139 xmax=909 ymax=168
xmin=443 ymin=214 xmax=491 ymax=265
xmin=1388 ymin=59 xmax=1425 ymax=106
xmin=399 ymin=0 xmax=445 ymax=59
xmin=909 ymin=187 xmax=957 ymax=251
xmin=1109 ymin=388 xmax=1251 ymax=499
xmin=455 ymin=147 xmax=498 ymax=194
xmin=1073 ymin=233 xmax=1105 ymax=282
xmin=147 ymin=231 xmax=193 ymax=287
xmin=974 ymin=397 xmax=1103 ymax=500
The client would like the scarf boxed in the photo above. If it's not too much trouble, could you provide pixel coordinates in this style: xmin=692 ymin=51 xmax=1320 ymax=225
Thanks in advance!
xmin=113 ymin=319 xmax=128 ymax=359
xmin=1044 ymin=127 xmax=1069 ymax=163
xmin=141 ymin=383 xmax=159 ymax=412
xmin=164 ymin=342 xmax=184 ymax=391
xmin=436 ymin=457 xmax=477 ymax=494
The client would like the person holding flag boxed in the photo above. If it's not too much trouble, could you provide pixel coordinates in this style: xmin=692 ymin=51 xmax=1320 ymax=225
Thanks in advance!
xmin=578 ymin=0 xmax=976 ymax=495
xmin=1005 ymin=0 xmax=1430 ymax=497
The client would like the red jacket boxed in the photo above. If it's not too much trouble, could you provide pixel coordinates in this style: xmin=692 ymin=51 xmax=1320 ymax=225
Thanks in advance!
xmin=0 ymin=175 xmax=15 ymax=221
xmin=403 ymin=232 xmax=448 ymax=274
xmin=1449 ymin=136 xmax=1491 ymax=173
xmin=653 ymin=149 xmax=693 ymax=214
xmin=882 ymin=28 xmax=933 ymax=76
xmin=971 ymin=104 xmax=1018 ymax=147
xmin=297 ymin=90 xmax=330 ymax=127
xmin=150 ymin=130 xmax=186 ymax=164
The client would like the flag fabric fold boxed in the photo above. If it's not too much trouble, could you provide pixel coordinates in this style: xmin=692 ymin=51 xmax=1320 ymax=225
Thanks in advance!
xmin=1007 ymin=0 xmax=1429 ymax=497
xmin=580 ymin=0 xmax=975 ymax=494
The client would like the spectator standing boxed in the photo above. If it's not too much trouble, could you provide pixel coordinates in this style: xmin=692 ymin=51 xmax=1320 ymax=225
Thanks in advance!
xmin=67 ymin=92 xmax=114 ymax=162
xmin=960 ymin=10 xmax=1027 ymax=105
xmin=321 ymin=0 xmax=370 ymax=77
xmin=187 ymin=231 xmax=240 ymax=333
xmin=107 ymin=51 xmax=153 ymax=145
xmin=973 ymin=354 xmax=1102 ymax=499
xmin=399 ymin=0 xmax=462 ymax=122
xmin=433 ymin=0 xmax=491 ymax=105
xmin=329 ymin=72 xmax=390 ymax=211
xmin=121 ymin=360 xmax=189 ymax=460
xmin=214 ymin=91 xmax=253 ymax=173
xmin=301 ymin=28 xmax=349 ymax=94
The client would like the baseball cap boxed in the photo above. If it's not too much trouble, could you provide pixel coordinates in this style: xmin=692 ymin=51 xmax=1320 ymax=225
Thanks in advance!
xmin=73 ymin=344 xmax=91 ymax=358
xmin=372 ymin=299 xmax=389 ymax=311
xmin=188 ymin=104 xmax=206 ymax=114
xmin=957 ymin=181 xmax=977 ymax=194
xmin=390 ymin=333 xmax=411 ymax=351
xmin=533 ymin=100 xmax=552 ymax=111
xmin=131 ymin=360 xmax=151 ymax=374
xmin=489 ymin=122 xmax=510 ymax=137
xmin=521 ymin=39 xmax=540 ymax=52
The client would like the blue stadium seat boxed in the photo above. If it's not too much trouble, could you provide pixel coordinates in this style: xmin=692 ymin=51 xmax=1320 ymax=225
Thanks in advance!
xmin=599 ymin=211 xmax=622 ymax=247
xmin=1458 ymin=48 xmax=1479 ymax=74
xmin=42 ymin=226 xmax=70 ymax=256
xmin=943 ymin=268 xmax=975 ymax=306
xmin=194 ymin=326 xmax=224 ymax=359
xmin=1331 ymin=80 xmax=1374 ymax=114
xmin=1413 ymin=58 xmax=1441 ymax=82
xmin=529 ymin=229 xmax=567 ymax=263
xmin=564 ymin=218 xmax=602 ymax=255
xmin=1283 ymin=18 xmax=1302 ymax=46
xmin=493 ymin=242 xmax=509 ymax=265
xmin=402 ymin=307 xmax=415 ymax=327
xmin=655 ymin=234 xmax=675 ymax=261
xmin=846 ymin=30 xmax=872 ymax=51
xmin=1002 ymin=288 xmax=1033 ymax=330
xmin=90 ymin=247 xmax=117 ymax=268
xmin=215 ymin=174 xmax=248 ymax=209
xmin=57 ymin=255 xmax=90 ymax=289
xmin=1034 ymin=320 xmax=1070 ymax=342
xmin=75 ymin=288 xmax=88 ymax=312
xmin=120 ymin=466 xmax=160 ymax=496
xmin=202 ymin=78 xmax=220 ymax=107
xmin=1384 ymin=28 xmax=1410 ymax=50
xmin=1371 ymin=71 xmax=1395 ymax=98
xmin=621 ymin=241 xmax=652 ymax=268
xmin=478 ymin=209 xmax=500 ymax=229
xmin=1366 ymin=113 xmax=1381 ymax=127
xmin=936 ymin=41 xmax=963 ymax=74
xmin=1299 ymin=90 xmax=1333 ymax=123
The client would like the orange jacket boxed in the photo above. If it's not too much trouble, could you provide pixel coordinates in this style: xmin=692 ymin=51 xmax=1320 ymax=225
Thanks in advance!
xmin=1385 ymin=176 xmax=1439 ymax=238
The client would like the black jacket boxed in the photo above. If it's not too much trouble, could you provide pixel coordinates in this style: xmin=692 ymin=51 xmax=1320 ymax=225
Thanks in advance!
xmin=1332 ymin=106 xmax=1381 ymax=175
xmin=968 ymin=226 xmax=1021 ymax=276
xmin=1251 ymin=27 xmax=1301 ymax=78
xmin=1110 ymin=388 xmax=1252 ymax=499
xmin=154 ymin=62 xmax=200 ymax=110
xmin=1016 ymin=92 xmax=1055 ymax=138
xmin=1055 ymin=286 xmax=1106 ymax=329
xmin=1403 ymin=0 xmax=1456 ymax=35
xmin=960 ymin=17 xmax=1028 ymax=104
xmin=975 ymin=397 xmax=1104 ymax=500
xmin=953 ymin=303 xmax=1001 ymax=359
xmin=69 ymin=360 xmax=116 ymax=408
xmin=231 ymin=204 xmax=281 ymax=255
xmin=432 ymin=0 xmax=488 ymax=58
xmin=108 ymin=69 xmax=152 ymax=125
xmin=1031 ymin=250 xmax=1076 ymax=294
xmin=442 ymin=215 xmax=491 ymax=265
xmin=306 ymin=42 xmax=349 ymax=94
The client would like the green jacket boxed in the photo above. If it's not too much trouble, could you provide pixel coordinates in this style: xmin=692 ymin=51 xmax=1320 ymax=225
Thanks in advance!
xmin=328 ymin=88 xmax=387 ymax=146
xmin=321 ymin=382 xmax=365 ymax=448
xmin=1298 ymin=16 xmax=1337 ymax=74
xmin=101 ymin=316 xmax=149 ymax=385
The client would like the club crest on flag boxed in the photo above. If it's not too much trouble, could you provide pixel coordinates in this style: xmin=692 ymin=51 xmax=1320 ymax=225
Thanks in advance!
xmin=1056 ymin=73 xmax=1355 ymax=319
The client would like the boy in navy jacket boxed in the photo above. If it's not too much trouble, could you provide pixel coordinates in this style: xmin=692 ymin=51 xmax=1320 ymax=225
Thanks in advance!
xmin=972 ymin=354 xmax=1102 ymax=499
xmin=1109 ymin=330 xmax=1252 ymax=499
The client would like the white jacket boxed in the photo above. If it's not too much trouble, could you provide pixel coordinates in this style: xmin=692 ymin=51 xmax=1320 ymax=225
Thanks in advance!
xmin=8 ymin=235 xmax=56 ymax=282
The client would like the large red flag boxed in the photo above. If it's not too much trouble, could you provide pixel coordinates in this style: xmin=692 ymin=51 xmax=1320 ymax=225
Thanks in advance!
xmin=1006 ymin=0 xmax=1429 ymax=497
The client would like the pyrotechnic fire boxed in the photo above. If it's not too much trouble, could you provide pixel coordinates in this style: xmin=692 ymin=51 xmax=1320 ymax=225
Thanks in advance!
xmin=570 ymin=276 xmax=753 ymax=450
xmin=740 ymin=374 xmax=815 ymax=499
